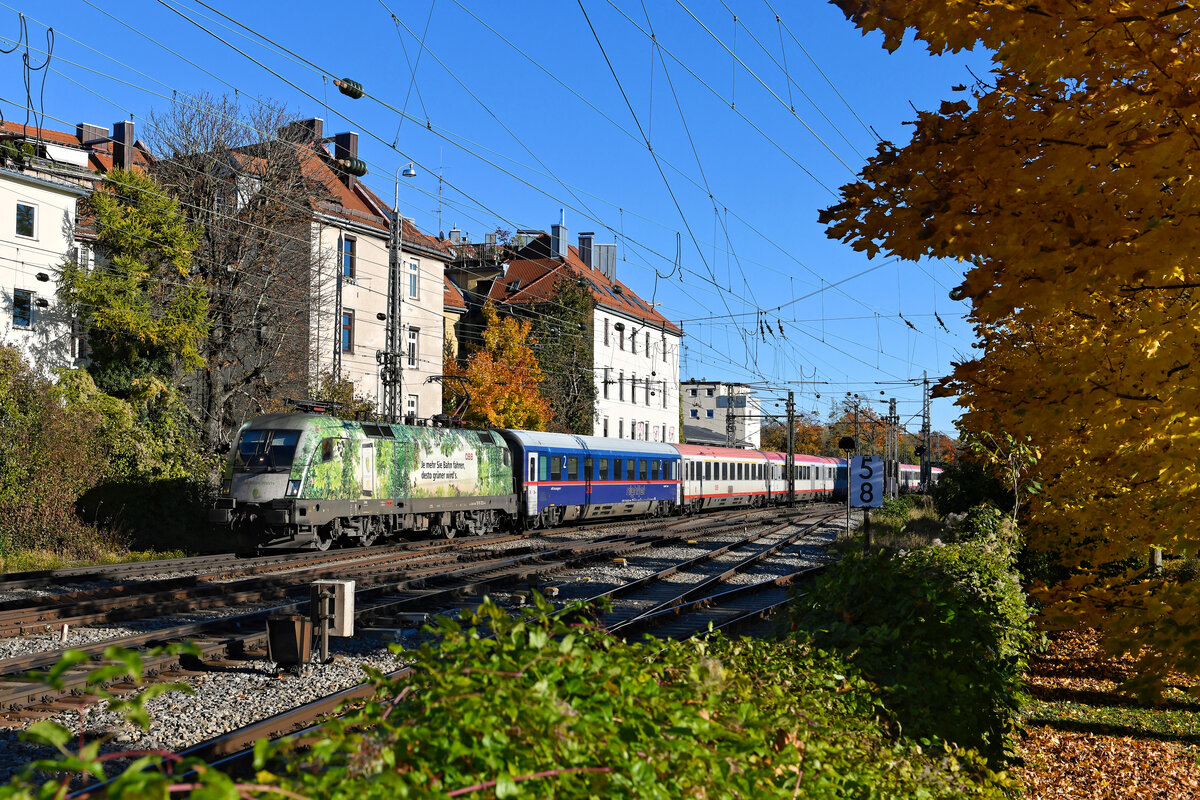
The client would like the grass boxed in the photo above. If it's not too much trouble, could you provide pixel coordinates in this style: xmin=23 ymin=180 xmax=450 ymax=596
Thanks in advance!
xmin=0 ymin=546 xmax=190 ymax=574
xmin=831 ymin=495 xmax=948 ymax=554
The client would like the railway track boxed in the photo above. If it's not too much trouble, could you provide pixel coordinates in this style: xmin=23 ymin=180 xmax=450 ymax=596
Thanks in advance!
xmin=0 ymin=505 xmax=845 ymax=791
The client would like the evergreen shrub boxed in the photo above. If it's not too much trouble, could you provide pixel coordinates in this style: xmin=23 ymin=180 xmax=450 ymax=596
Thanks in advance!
xmin=792 ymin=536 xmax=1032 ymax=761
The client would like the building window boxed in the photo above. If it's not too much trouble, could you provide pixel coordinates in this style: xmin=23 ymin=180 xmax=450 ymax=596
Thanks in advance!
xmin=631 ymin=331 xmax=637 ymax=354
xmin=706 ymin=388 xmax=714 ymax=397
xmin=604 ymin=318 xmax=609 ymax=346
xmin=406 ymin=394 xmax=418 ymax=420
xmin=408 ymin=258 xmax=419 ymax=299
xmin=706 ymin=409 xmax=714 ymax=419
xmin=13 ymin=289 xmax=32 ymax=327
xmin=644 ymin=377 xmax=650 ymax=405
xmin=603 ymin=367 xmax=610 ymax=399
xmin=645 ymin=331 xmax=650 ymax=357
xmin=407 ymin=327 xmax=419 ymax=368
xmin=661 ymin=334 xmax=666 ymax=362
xmin=690 ymin=409 xmax=698 ymax=419
xmin=341 ymin=235 xmax=356 ymax=279
xmin=689 ymin=388 xmax=697 ymax=397
xmin=662 ymin=381 xmax=667 ymax=409
xmin=341 ymin=310 xmax=354 ymax=353
xmin=619 ymin=370 xmax=624 ymax=401
xmin=603 ymin=417 xmax=609 ymax=437
xmin=631 ymin=374 xmax=637 ymax=405
xmin=618 ymin=419 xmax=624 ymax=438
xmin=15 ymin=203 xmax=35 ymax=239
xmin=618 ymin=326 xmax=624 ymax=351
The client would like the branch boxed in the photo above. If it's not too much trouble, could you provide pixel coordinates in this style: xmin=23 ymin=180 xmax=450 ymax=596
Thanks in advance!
xmin=445 ymin=767 xmax=613 ymax=797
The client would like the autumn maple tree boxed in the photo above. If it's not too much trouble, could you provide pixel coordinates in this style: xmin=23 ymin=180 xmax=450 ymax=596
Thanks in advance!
xmin=444 ymin=300 xmax=553 ymax=431
xmin=821 ymin=0 xmax=1200 ymax=693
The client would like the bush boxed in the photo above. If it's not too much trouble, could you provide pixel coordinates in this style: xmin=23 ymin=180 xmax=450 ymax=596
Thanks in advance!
xmin=0 ymin=346 xmax=214 ymax=563
xmin=952 ymin=504 xmax=1023 ymax=560
xmin=257 ymin=598 xmax=1013 ymax=799
xmin=791 ymin=541 xmax=1032 ymax=762
xmin=930 ymin=459 xmax=1013 ymax=517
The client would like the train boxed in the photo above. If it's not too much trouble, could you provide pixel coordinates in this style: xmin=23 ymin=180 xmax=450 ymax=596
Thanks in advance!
xmin=210 ymin=411 xmax=941 ymax=550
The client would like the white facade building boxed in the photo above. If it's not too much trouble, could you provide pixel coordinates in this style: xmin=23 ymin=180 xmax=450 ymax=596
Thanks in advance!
xmin=0 ymin=168 xmax=88 ymax=370
xmin=681 ymin=380 xmax=762 ymax=449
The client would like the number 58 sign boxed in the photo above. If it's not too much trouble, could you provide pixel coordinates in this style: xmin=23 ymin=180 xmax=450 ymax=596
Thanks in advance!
xmin=850 ymin=456 xmax=883 ymax=508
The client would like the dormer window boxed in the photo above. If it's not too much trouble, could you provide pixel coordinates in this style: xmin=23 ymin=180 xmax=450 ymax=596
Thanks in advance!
xmin=507 ymin=279 xmax=521 ymax=293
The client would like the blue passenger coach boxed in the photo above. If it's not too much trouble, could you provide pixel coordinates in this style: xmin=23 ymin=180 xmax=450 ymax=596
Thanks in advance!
xmin=497 ymin=430 xmax=680 ymax=528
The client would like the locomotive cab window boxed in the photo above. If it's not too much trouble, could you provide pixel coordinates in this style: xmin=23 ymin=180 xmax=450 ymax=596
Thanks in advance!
xmin=236 ymin=429 xmax=301 ymax=470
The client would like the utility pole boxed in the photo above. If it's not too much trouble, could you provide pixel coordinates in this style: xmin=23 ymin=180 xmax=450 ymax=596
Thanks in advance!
xmin=785 ymin=391 xmax=795 ymax=506
xmin=380 ymin=169 xmax=411 ymax=423
xmin=725 ymin=383 xmax=736 ymax=447
xmin=920 ymin=371 xmax=932 ymax=489
xmin=887 ymin=397 xmax=898 ymax=498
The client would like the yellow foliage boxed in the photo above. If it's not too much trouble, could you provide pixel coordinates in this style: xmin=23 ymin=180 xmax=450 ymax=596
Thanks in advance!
xmin=444 ymin=301 xmax=553 ymax=431
xmin=824 ymin=1 xmax=1200 ymax=693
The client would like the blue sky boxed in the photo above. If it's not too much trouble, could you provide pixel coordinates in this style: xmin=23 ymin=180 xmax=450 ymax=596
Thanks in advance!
xmin=4 ymin=0 xmax=993 ymax=436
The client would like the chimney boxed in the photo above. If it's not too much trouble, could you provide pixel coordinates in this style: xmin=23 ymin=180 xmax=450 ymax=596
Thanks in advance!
xmin=280 ymin=118 xmax=324 ymax=143
xmin=550 ymin=209 xmax=567 ymax=260
xmin=595 ymin=243 xmax=617 ymax=281
xmin=76 ymin=123 xmax=106 ymax=146
xmin=577 ymin=232 xmax=594 ymax=269
xmin=332 ymin=131 xmax=359 ymax=190
xmin=112 ymin=120 xmax=135 ymax=171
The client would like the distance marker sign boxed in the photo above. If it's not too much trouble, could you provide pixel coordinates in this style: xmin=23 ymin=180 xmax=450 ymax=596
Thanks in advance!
xmin=850 ymin=456 xmax=883 ymax=509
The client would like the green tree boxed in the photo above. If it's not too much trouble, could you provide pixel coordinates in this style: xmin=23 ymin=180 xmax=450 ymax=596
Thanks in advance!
xmin=59 ymin=169 xmax=206 ymax=397
xmin=529 ymin=278 xmax=596 ymax=434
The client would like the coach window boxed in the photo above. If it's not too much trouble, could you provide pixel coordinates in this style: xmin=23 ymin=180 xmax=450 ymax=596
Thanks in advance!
xmin=613 ymin=458 xmax=622 ymax=480
xmin=670 ymin=462 xmax=677 ymax=480
xmin=584 ymin=457 xmax=594 ymax=482
xmin=537 ymin=455 xmax=548 ymax=481
xmin=599 ymin=458 xmax=609 ymax=480
xmin=638 ymin=459 xmax=648 ymax=481
xmin=650 ymin=460 xmax=659 ymax=481
xmin=704 ymin=462 xmax=711 ymax=480
xmin=551 ymin=455 xmax=562 ymax=480
xmin=627 ymin=460 xmax=636 ymax=481
xmin=567 ymin=457 xmax=579 ymax=481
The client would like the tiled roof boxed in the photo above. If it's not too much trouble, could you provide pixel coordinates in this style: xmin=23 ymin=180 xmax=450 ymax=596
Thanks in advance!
xmin=0 ymin=121 xmax=153 ymax=174
xmin=444 ymin=275 xmax=467 ymax=311
xmin=301 ymin=148 xmax=451 ymax=258
xmin=487 ymin=233 xmax=681 ymax=334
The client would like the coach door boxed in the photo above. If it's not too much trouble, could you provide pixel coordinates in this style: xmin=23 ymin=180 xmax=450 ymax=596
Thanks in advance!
xmin=527 ymin=453 xmax=538 ymax=515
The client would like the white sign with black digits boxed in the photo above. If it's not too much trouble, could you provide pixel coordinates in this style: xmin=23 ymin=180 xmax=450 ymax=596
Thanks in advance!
xmin=850 ymin=456 xmax=883 ymax=509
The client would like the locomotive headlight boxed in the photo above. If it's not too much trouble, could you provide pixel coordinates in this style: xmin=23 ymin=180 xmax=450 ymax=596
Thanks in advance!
xmin=285 ymin=479 xmax=301 ymax=497
xmin=221 ymin=479 xmax=232 ymax=496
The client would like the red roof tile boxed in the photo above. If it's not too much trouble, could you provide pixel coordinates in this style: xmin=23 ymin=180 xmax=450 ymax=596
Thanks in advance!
xmin=487 ymin=233 xmax=680 ymax=334
xmin=444 ymin=275 xmax=467 ymax=311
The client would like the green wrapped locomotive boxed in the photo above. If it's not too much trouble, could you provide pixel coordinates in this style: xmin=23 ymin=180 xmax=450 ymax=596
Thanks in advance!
xmin=210 ymin=412 xmax=517 ymax=549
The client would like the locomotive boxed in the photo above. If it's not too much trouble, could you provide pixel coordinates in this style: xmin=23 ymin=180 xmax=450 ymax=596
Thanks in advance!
xmin=211 ymin=410 xmax=940 ymax=550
